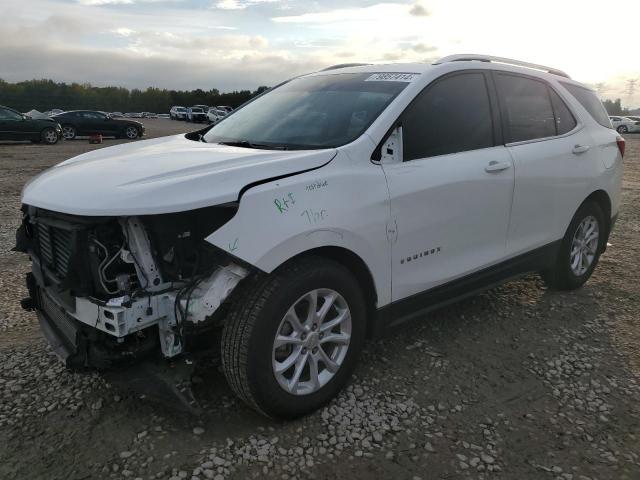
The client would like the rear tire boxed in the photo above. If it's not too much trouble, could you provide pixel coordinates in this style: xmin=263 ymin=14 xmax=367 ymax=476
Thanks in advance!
xmin=542 ymin=201 xmax=605 ymax=290
xmin=221 ymin=256 xmax=366 ymax=419
xmin=617 ymin=125 xmax=628 ymax=134
xmin=62 ymin=125 xmax=76 ymax=140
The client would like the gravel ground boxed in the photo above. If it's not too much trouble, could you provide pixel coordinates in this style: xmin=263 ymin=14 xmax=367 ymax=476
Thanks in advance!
xmin=0 ymin=121 xmax=638 ymax=480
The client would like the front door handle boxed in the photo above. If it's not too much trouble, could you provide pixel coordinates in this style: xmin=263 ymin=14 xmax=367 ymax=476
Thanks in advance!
xmin=572 ymin=144 xmax=590 ymax=154
xmin=485 ymin=161 xmax=511 ymax=173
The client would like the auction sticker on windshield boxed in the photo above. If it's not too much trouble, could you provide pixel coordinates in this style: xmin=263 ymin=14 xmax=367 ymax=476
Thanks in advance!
xmin=365 ymin=73 xmax=420 ymax=82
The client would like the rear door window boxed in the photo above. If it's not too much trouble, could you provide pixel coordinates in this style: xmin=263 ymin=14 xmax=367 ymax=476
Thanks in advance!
xmin=495 ymin=74 xmax=556 ymax=143
xmin=560 ymin=82 xmax=612 ymax=129
xmin=402 ymin=72 xmax=494 ymax=160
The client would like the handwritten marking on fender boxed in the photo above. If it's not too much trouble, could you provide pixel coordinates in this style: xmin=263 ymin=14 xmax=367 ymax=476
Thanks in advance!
xmin=229 ymin=238 xmax=239 ymax=253
xmin=305 ymin=180 xmax=328 ymax=192
xmin=301 ymin=208 xmax=327 ymax=225
xmin=274 ymin=193 xmax=296 ymax=213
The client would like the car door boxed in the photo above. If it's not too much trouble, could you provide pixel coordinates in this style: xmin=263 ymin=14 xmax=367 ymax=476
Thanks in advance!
xmin=0 ymin=107 xmax=29 ymax=140
xmin=79 ymin=111 xmax=105 ymax=135
xmin=381 ymin=71 xmax=515 ymax=302
xmin=494 ymin=73 xmax=597 ymax=256
xmin=100 ymin=113 xmax=120 ymax=135
xmin=0 ymin=107 xmax=13 ymax=140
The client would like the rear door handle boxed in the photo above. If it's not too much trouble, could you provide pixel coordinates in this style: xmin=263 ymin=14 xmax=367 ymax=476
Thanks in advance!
xmin=485 ymin=161 xmax=511 ymax=173
xmin=572 ymin=144 xmax=590 ymax=154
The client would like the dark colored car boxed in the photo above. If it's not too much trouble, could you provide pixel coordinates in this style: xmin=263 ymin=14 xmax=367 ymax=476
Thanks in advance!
xmin=0 ymin=105 xmax=62 ymax=144
xmin=52 ymin=110 xmax=144 ymax=140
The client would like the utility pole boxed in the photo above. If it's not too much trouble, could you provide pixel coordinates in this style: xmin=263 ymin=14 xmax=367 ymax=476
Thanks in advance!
xmin=626 ymin=79 xmax=637 ymax=106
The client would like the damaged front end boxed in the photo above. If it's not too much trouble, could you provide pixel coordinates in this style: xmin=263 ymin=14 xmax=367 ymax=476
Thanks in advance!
xmin=15 ymin=204 xmax=249 ymax=410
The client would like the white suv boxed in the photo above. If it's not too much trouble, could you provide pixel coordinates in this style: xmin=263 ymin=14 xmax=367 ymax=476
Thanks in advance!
xmin=206 ymin=107 xmax=228 ymax=123
xmin=16 ymin=55 xmax=624 ymax=419
xmin=169 ymin=106 xmax=187 ymax=120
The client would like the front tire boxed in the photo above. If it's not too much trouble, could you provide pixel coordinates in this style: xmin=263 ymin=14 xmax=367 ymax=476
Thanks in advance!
xmin=41 ymin=127 xmax=59 ymax=145
xmin=221 ymin=257 xmax=366 ymax=419
xmin=542 ymin=201 xmax=605 ymax=290
xmin=124 ymin=126 xmax=139 ymax=139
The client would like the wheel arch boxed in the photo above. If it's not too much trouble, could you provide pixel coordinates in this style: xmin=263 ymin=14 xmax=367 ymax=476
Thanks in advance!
xmin=580 ymin=189 xmax=612 ymax=251
xmin=270 ymin=246 xmax=379 ymax=338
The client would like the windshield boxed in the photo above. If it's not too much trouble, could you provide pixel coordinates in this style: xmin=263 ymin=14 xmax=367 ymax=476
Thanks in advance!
xmin=177 ymin=107 xmax=186 ymax=112
xmin=203 ymin=72 xmax=410 ymax=149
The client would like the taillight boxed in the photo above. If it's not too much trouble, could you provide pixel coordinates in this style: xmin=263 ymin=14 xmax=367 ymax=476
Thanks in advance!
xmin=616 ymin=135 xmax=625 ymax=158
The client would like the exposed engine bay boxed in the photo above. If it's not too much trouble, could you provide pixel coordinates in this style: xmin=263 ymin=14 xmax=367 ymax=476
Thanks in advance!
xmin=15 ymin=204 xmax=249 ymax=371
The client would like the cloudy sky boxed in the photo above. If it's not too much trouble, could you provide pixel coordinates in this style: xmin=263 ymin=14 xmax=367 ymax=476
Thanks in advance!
xmin=2 ymin=0 xmax=639 ymax=105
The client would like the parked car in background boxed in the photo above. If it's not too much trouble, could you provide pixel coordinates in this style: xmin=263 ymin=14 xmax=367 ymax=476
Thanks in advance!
xmin=142 ymin=112 xmax=157 ymax=118
xmin=218 ymin=105 xmax=233 ymax=113
xmin=206 ymin=107 xmax=228 ymax=123
xmin=52 ymin=110 xmax=144 ymax=140
xmin=170 ymin=106 xmax=187 ymax=120
xmin=16 ymin=55 xmax=623 ymax=419
xmin=625 ymin=115 xmax=640 ymax=124
xmin=157 ymin=113 xmax=170 ymax=119
xmin=608 ymin=116 xmax=640 ymax=134
xmin=186 ymin=106 xmax=207 ymax=123
xmin=0 ymin=105 xmax=62 ymax=144
xmin=44 ymin=109 xmax=64 ymax=117
xmin=111 ymin=112 xmax=124 ymax=118
xmin=194 ymin=104 xmax=209 ymax=112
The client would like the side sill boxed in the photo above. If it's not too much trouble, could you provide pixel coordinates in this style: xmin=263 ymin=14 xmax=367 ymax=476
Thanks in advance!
xmin=370 ymin=241 xmax=561 ymax=338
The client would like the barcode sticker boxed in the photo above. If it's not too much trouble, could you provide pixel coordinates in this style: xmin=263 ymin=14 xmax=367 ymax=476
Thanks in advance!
xmin=365 ymin=73 xmax=420 ymax=82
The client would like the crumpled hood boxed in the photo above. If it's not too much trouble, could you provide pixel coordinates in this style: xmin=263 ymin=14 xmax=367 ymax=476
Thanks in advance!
xmin=22 ymin=134 xmax=337 ymax=215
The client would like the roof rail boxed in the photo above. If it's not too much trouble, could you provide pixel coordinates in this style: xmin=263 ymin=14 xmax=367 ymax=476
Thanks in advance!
xmin=320 ymin=63 xmax=371 ymax=72
xmin=433 ymin=54 xmax=570 ymax=79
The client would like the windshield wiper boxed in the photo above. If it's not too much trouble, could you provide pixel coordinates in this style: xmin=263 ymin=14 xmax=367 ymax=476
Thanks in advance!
xmin=217 ymin=140 xmax=288 ymax=150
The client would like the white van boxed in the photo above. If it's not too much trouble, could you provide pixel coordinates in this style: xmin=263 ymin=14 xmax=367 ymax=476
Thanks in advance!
xmin=16 ymin=55 xmax=624 ymax=418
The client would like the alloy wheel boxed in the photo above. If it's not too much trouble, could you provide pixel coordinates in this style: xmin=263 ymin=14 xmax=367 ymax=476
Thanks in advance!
xmin=272 ymin=288 xmax=352 ymax=396
xmin=125 ymin=126 xmax=138 ymax=139
xmin=44 ymin=129 xmax=58 ymax=144
xmin=62 ymin=126 xmax=75 ymax=140
xmin=570 ymin=215 xmax=599 ymax=276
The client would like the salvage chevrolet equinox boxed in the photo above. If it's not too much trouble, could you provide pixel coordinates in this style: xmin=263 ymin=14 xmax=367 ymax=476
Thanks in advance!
xmin=16 ymin=55 xmax=624 ymax=419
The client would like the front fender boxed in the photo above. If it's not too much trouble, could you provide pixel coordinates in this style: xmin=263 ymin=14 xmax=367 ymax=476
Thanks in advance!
xmin=205 ymin=152 xmax=392 ymax=306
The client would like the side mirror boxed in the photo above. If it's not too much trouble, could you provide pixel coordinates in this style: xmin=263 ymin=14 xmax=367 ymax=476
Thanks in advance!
xmin=21 ymin=115 xmax=28 ymax=121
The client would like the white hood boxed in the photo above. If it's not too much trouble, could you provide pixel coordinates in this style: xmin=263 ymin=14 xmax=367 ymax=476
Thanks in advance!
xmin=22 ymin=134 xmax=337 ymax=216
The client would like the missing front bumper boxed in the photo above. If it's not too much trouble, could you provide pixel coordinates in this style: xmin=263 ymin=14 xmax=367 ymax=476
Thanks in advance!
xmin=34 ymin=285 xmax=203 ymax=413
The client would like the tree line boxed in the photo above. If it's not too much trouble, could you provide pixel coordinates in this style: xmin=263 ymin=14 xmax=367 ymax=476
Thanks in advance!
xmin=601 ymin=98 xmax=638 ymax=116
xmin=0 ymin=79 xmax=270 ymax=113
xmin=1 ymin=78 xmax=637 ymax=117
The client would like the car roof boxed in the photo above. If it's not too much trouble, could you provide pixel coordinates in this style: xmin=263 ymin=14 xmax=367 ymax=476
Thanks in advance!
xmin=303 ymin=57 xmax=591 ymax=91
